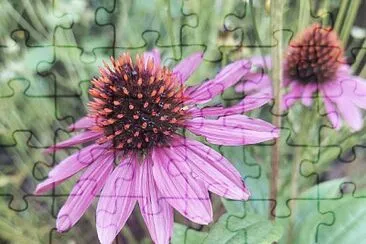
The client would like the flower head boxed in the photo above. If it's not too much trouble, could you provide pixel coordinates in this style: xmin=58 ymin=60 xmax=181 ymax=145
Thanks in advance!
xmin=89 ymin=53 xmax=187 ymax=152
xmin=35 ymin=49 xmax=279 ymax=244
xmin=285 ymin=23 xmax=344 ymax=84
xmin=282 ymin=24 xmax=366 ymax=131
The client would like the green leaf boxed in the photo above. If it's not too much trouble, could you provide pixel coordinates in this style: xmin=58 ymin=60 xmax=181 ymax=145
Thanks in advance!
xmin=203 ymin=213 xmax=283 ymax=244
xmin=220 ymin=146 xmax=269 ymax=215
xmin=172 ymin=223 xmax=208 ymax=244
xmin=294 ymin=179 xmax=366 ymax=244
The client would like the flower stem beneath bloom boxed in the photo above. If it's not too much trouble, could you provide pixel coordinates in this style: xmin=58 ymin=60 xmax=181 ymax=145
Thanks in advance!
xmin=269 ymin=0 xmax=284 ymax=220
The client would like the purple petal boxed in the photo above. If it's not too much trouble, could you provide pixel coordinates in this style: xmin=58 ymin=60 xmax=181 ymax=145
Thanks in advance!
xmin=152 ymin=147 xmax=213 ymax=225
xmin=173 ymin=52 xmax=203 ymax=84
xmin=282 ymin=82 xmax=305 ymax=111
xmin=235 ymin=72 xmax=272 ymax=94
xmin=138 ymin=156 xmax=173 ymax=244
xmin=68 ymin=117 xmax=95 ymax=131
xmin=45 ymin=131 xmax=102 ymax=153
xmin=185 ymin=114 xmax=279 ymax=146
xmin=96 ymin=156 xmax=138 ymax=244
xmin=171 ymin=137 xmax=250 ymax=200
xmin=321 ymin=93 xmax=342 ymax=130
xmin=57 ymin=154 xmax=114 ymax=232
xmin=186 ymin=60 xmax=251 ymax=104
xmin=144 ymin=49 xmax=161 ymax=67
xmin=301 ymin=83 xmax=317 ymax=106
xmin=189 ymin=92 xmax=271 ymax=118
xmin=35 ymin=144 xmax=107 ymax=194
xmin=335 ymin=98 xmax=363 ymax=131
xmin=335 ymin=76 xmax=366 ymax=109
xmin=249 ymin=55 xmax=272 ymax=68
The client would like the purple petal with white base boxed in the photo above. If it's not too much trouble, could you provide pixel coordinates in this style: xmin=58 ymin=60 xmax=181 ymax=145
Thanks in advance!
xmin=186 ymin=59 xmax=251 ymax=104
xmin=35 ymin=144 xmax=107 ymax=194
xmin=152 ymin=147 xmax=213 ymax=225
xmin=138 ymin=156 xmax=173 ymax=244
xmin=186 ymin=114 xmax=279 ymax=146
xmin=57 ymin=154 xmax=114 ymax=232
xmin=96 ymin=156 xmax=138 ymax=244
xmin=171 ymin=137 xmax=250 ymax=200
xmin=173 ymin=52 xmax=203 ymax=84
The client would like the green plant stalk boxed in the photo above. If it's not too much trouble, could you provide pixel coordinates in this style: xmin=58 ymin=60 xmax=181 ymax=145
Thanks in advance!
xmin=334 ymin=0 xmax=349 ymax=33
xmin=22 ymin=0 xmax=48 ymax=37
xmin=249 ymin=0 xmax=268 ymax=71
xmin=298 ymin=0 xmax=310 ymax=32
xmin=340 ymin=0 xmax=362 ymax=44
xmin=361 ymin=63 xmax=366 ymax=78
xmin=269 ymin=0 xmax=284 ymax=220
xmin=5 ymin=0 xmax=45 ymax=42
xmin=165 ymin=0 xmax=178 ymax=60
xmin=351 ymin=39 xmax=366 ymax=72
xmin=287 ymin=107 xmax=313 ymax=244
xmin=320 ymin=0 xmax=332 ymax=26
xmin=121 ymin=226 xmax=139 ymax=244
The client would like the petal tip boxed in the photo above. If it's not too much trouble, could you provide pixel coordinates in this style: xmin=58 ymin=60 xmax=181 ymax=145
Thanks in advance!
xmin=56 ymin=215 xmax=72 ymax=233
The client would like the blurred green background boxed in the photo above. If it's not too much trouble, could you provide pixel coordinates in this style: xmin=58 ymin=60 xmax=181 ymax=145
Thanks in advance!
xmin=1 ymin=0 xmax=366 ymax=243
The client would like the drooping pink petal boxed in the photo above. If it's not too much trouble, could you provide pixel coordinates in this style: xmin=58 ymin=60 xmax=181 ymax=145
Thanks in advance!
xmin=152 ymin=147 xmax=213 ymax=225
xmin=186 ymin=60 xmax=251 ymax=104
xmin=333 ymin=75 xmax=366 ymax=110
xmin=96 ymin=156 xmax=138 ymax=244
xmin=68 ymin=116 xmax=95 ymax=131
xmin=321 ymin=93 xmax=342 ymax=130
xmin=171 ymin=137 xmax=250 ymax=200
xmin=351 ymin=78 xmax=366 ymax=109
xmin=282 ymin=81 xmax=305 ymax=110
xmin=45 ymin=131 xmax=102 ymax=153
xmin=249 ymin=55 xmax=272 ymax=68
xmin=138 ymin=156 xmax=173 ymax=244
xmin=321 ymin=78 xmax=363 ymax=131
xmin=57 ymin=153 xmax=114 ymax=232
xmin=321 ymin=79 xmax=343 ymax=98
xmin=144 ymin=49 xmax=161 ymax=67
xmin=301 ymin=83 xmax=317 ymax=106
xmin=334 ymin=97 xmax=363 ymax=131
xmin=35 ymin=144 xmax=108 ymax=194
xmin=189 ymin=93 xmax=271 ymax=118
xmin=173 ymin=52 xmax=203 ymax=84
xmin=235 ymin=72 xmax=272 ymax=94
xmin=185 ymin=114 xmax=279 ymax=146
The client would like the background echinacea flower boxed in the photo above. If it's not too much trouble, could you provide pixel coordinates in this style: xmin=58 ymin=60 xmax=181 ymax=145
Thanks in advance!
xmin=34 ymin=50 xmax=279 ymax=244
xmin=282 ymin=23 xmax=366 ymax=131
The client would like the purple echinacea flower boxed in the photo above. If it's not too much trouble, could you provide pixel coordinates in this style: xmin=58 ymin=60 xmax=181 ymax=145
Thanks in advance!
xmin=35 ymin=49 xmax=279 ymax=244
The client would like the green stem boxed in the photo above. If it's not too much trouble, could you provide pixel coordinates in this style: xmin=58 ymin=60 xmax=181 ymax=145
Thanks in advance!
xmin=269 ymin=0 xmax=284 ymax=220
xmin=351 ymin=39 xmax=366 ymax=72
xmin=298 ymin=0 xmax=310 ymax=31
xmin=249 ymin=0 xmax=268 ymax=71
xmin=334 ymin=0 xmax=349 ymax=33
xmin=361 ymin=64 xmax=366 ymax=78
xmin=165 ymin=0 xmax=178 ymax=59
xmin=120 ymin=226 xmax=139 ymax=244
xmin=287 ymin=145 xmax=301 ymax=244
xmin=340 ymin=0 xmax=362 ymax=44
xmin=22 ymin=0 xmax=48 ymax=37
xmin=5 ymin=0 xmax=45 ymax=42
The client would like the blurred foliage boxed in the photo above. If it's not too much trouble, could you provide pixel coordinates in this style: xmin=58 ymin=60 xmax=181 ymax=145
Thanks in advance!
xmin=0 ymin=0 xmax=366 ymax=243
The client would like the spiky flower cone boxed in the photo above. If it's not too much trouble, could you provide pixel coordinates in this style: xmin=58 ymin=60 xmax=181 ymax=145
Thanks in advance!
xmin=285 ymin=24 xmax=345 ymax=83
xmin=89 ymin=54 xmax=186 ymax=152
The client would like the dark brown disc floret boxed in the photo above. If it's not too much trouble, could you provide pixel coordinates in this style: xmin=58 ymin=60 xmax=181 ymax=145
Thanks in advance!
xmin=285 ymin=24 xmax=345 ymax=84
xmin=88 ymin=53 xmax=187 ymax=152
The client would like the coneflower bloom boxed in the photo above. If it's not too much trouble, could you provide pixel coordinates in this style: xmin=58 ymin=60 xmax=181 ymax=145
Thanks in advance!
xmin=35 ymin=49 xmax=279 ymax=244
xmin=282 ymin=23 xmax=366 ymax=130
